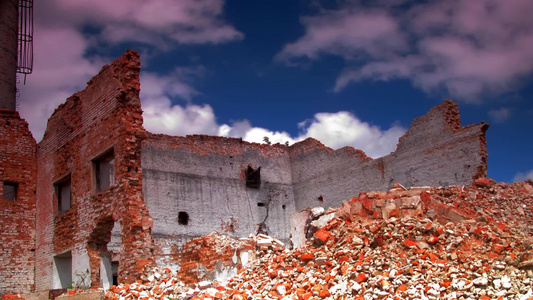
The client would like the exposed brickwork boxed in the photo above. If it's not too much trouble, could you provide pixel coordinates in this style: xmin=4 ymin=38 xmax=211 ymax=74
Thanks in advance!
xmin=176 ymin=233 xmax=254 ymax=283
xmin=35 ymin=50 xmax=154 ymax=290
xmin=0 ymin=110 xmax=37 ymax=294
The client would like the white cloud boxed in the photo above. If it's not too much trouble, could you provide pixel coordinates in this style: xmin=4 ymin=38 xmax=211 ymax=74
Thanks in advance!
xmin=279 ymin=0 xmax=533 ymax=101
xmin=220 ymin=111 xmax=406 ymax=158
xmin=140 ymin=70 xmax=219 ymax=136
xmin=43 ymin=0 xmax=244 ymax=46
xmin=219 ymin=120 xmax=296 ymax=145
xmin=298 ymin=111 xmax=405 ymax=158
xmin=242 ymin=127 xmax=295 ymax=146
xmin=140 ymin=67 xmax=204 ymax=101
xmin=488 ymin=107 xmax=511 ymax=123
xmin=276 ymin=9 xmax=406 ymax=62
xmin=143 ymin=101 xmax=220 ymax=136
xmin=513 ymin=169 xmax=533 ymax=182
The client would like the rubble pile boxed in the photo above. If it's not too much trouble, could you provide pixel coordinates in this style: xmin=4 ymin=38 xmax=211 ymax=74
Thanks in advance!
xmin=176 ymin=232 xmax=256 ymax=284
xmin=106 ymin=180 xmax=533 ymax=299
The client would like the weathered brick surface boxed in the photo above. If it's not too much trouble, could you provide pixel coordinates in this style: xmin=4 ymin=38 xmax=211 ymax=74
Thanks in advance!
xmin=0 ymin=110 xmax=37 ymax=294
xmin=35 ymin=50 xmax=154 ymax=290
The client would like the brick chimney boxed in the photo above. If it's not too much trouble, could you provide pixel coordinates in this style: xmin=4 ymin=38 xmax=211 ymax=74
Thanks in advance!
xmin=0 ymin=0 xmax=18 ymax=111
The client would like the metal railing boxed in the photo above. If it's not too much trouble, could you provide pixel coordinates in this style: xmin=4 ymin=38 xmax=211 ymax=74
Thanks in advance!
xmin=17 ymin=0 xmax=33 ymax=83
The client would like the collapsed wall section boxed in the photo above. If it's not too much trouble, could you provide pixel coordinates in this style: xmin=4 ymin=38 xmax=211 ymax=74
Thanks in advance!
xmin=141 ymin=135 xmax=295 ymax=270
xmin=0 ymin=110 xmax=37 ymax=294
xmin=290 ymin=100 xmax=488 ymax=211
xmin=35 ymin=50 xmax=154 ymax=291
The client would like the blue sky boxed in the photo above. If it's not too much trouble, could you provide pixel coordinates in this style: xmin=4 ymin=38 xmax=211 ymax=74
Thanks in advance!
xmin=18 ymin=0 xmax=533 ymax=183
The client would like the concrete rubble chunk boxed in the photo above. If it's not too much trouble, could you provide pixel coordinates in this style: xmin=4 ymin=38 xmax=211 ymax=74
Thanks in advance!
xmin=310 ymin=212 xmax=335 ymax=230
xmin=311 ymin=207 xmax=325 ymax=218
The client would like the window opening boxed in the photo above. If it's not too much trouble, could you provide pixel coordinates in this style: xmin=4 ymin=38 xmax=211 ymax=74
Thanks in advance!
xmin=112 ymin=261 xmax=119 ymax=286
xmin=55 ymin=177 xmax=71 ymax=213
xmin=178 ymin=211 xmax=189 ymax=225
xmin=94 ymin=150 xmax=115 ymax=193
xmin=245 ymin=166 xmax=261 ymax=188
xmin=257 ymin=202 xmax=265 ymax=207
xmin=3 ymin=182 xmax=17 ymax=200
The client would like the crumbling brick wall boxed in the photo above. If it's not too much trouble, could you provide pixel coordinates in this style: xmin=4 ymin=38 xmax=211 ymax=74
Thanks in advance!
xmin=0 ymin=110 xmax=36 ymax=294
xmin=142 ymin=134 xmax=295 ymax=270
xmin=176 ymin=232 xmax=254 ymax=283
xmin=290 ymin=100 xmax=488 ymax=211
xmin=34 ymin=50 xmax=154 ymax=290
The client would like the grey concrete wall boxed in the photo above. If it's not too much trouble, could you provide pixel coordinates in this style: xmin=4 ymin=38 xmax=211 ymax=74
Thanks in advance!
xmin=290 ymin=100 xmax=488 ymax=211
xmin=141 ymin=100 xmax=488 ymax=257
xmin=289 ymin=143 xmax=384 ymax=211
xmin=142 ymin=135 xmax=296 ymax=268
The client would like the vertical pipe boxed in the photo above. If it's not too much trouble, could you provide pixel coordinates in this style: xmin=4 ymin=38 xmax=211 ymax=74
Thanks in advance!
xmin=0 ymin=0 xmax=18 ymax=111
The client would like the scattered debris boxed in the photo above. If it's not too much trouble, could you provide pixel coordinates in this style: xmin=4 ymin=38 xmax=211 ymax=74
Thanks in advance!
xmin=33 ymin=179 xmax=533 ymax=299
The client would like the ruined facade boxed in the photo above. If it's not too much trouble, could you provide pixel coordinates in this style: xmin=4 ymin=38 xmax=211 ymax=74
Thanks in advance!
xmin=35 ymin=51 xmax=153 ymax=290
xmin=0 ymin=50 xmax=489 ymax=293
xmin=0 ymin=110 xmax=36 ymax=293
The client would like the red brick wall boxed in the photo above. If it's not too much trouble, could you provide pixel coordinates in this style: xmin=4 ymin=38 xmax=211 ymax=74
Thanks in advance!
xmin=0 ymin=110 xmax=37 ymax=294
xmin=35 ymin=50 xmax=155 ymax=290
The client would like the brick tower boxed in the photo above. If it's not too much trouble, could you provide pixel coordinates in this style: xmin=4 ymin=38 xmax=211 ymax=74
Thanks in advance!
xmin=0 ymin=0 xmax=37 ymax=294
xmin=0 ymin=0 xmax=18 ymax=110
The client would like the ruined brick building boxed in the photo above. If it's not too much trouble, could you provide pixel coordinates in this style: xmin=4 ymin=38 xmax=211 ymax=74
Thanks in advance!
xmin=0 ymin=50 xmax=489 ymax=294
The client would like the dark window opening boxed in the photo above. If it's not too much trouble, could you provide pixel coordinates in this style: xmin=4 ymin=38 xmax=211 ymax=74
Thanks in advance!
xmin=178 ymin=211 xmax=189 ymax=225
xmin=318 ymin=195 xmax=324 ymax=203
xmin=3 ymin=182 xmax=17 ymax=200
xmin=55 ymin=177 xmax=71 ymax=213
xmin=257 ymin=202 xmax=265 ymax=207
xmin=245 ymin=166 xmax=261 ymax=188
xmin=94 ymin=150 xmax=115 ymax=193
xmin=282 ymin=204 xmax=286 ymax=209
xmin=112 ymin=261 xmax=119 ymax=286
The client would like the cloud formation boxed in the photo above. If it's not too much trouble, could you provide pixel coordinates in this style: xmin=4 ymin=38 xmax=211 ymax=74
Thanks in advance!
xmin=275 ymin=9 xmax=406 ymax=62
xmin=297 ymin=112 xmax=405 ymax=158
xmin=278 ymin=0 xmax=533 ymax=101
xmin=488 ymin=107 xmax=511 ymax=123
xmin=219 ymin=112 xmax=406 ymax=158
xmin=40 ymin=0 xmax=243 ymax=45
xmin=140 ymin=70 xmax=220 ymax=136
xmin=513 ymin=169 xmax=533 ymax=182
